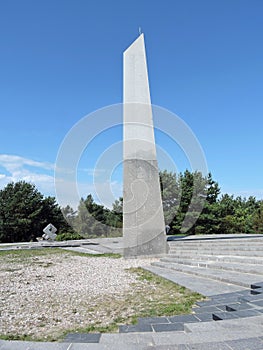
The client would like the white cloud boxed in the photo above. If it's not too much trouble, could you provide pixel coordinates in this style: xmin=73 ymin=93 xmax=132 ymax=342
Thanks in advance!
xmin=0 ymin=154 xmax=53 ymax=172
xmin=92 ymin=180 xmax=122 ymax=208
xmin=0 ymin=154 xmax=123 ymax=208
xmin=233 ymin=190 xmax=263 ymax=200
xmin=221 ymin=187 xmax=263 ymax=200
xmin=79 ymin=168 xmax=107 ymax=176
xmin=55 ymin=178 xmax=122 ymax=210
xmin=0 ymin=154 xmax=55 ymax=195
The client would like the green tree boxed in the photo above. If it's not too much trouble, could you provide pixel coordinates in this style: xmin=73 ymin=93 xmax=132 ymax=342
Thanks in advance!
xmin=218 ymin=194 xmax=236 ymax=233
xmin=74 ymin=195 xmax=111 ymax=237
xmin=105 ymin=197 xmax=123 ymax=228
xmin=160 ymin=170 xmax=180 ymax=227
xmin=159 ymin=170 xmax=221 ymax=235
xmin=61 ymin=205 xmax=77 ymax=229
xmin=218 ymin=195 xmax=258 ymax=234
xmin=0 ymin=181 xmax=68 ymax=243
xmin=206 ymin=173 xmax=220 ymax=204
xmin=172 ymin=170 xmax=209 ymax=234
xmin=253 ymin=201 xmax=263 ymax=233
xmin=74 ymin=198 xmax=93 ymax=236
xmin=194 ymin=173 xmax=221 ymax=235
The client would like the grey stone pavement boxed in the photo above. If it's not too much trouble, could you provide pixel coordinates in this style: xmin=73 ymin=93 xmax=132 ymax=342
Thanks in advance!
xmin=1 ymin=235 xmax=263 ymax=349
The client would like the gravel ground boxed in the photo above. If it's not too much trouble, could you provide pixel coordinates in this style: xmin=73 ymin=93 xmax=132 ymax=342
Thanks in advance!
xmin=0 ymin=251 xmax=157 ymax=340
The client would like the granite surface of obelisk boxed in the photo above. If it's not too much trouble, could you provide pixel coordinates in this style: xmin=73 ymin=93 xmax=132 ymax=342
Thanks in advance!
xmin=123 ymin=34 xmax=167 ymax=257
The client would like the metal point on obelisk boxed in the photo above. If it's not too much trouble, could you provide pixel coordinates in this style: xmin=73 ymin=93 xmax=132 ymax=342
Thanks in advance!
xmin=123 ymin=34 xmax=168 ymax=257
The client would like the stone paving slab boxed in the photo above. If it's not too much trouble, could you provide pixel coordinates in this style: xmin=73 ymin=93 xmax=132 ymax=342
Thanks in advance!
xmin=233 ymin=309 xmax=263 ymax=318
xmin=183 ymin=314 xmax=263 ymax=335
xmin=193 ymin=305 xmax=223 ymax=313
xmin=212 ymin=311 xmax=239 ymax=321
xmin=143 ymin=265 xmax=248 ymax=296
xmin=167 ymin=254 xmax=263 ymax=266
xmin=252 ymin=282 xmax=263 ymax=288
xmin=0 ymin=237 xmax=124 ymax=255
xmin=61 ymin=247 xmax=104 ymax=255
xmin=193 ymin=312 xmax=214 ymax=322
xmin=183 ymin=342 xmax=231 ymax=350
xmin=119 ymin=324 xmax=153 ymax=333
xmin=0 ymin=341 xmax=149 ymax=350
xmin=253 ymin=299 xmax=263 ymax=307
xmin=62 ymin=333 xmax=101 ymax=343
xmin=161 ymin=257 xmax=263 ymax=275
xmin=1 ymin=316 xmax=263 ymax=349
xmin=152 ymin=323 xmax=184 ymax=332
xmin=138 ymin=317 xmax=170 ymax=325
xmin=152 ymin=261 xmax=262 ymax=288
xmin=168 ymin=315 xmax=199 ymax=323
xmin=226 ymin=337 xmax=263 ymax=350
xmin=68 ymin=344 xmax=146 ymax=350
xmin=144 ymin=346 xmax=185 ymax=350
xmin=99 ymin=332 xmax=156 ymax=346
xmin=223 ymin=302 xmax=254 ymax=311
xmin=0 ymin=342 xmax=70 ymax=350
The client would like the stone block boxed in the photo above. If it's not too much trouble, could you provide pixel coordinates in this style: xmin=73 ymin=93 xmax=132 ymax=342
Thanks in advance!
xmin=152 ymin=322 xmax=184 ymax=332
xmin=226 ymin=337 xmax=263 ymax=350
xmin=62 ymin=333 xmax=101 ymax=343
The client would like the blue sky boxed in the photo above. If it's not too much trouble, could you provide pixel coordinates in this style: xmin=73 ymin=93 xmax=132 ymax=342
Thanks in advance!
xmin=0 ymin=0 xmax=263 ymax=207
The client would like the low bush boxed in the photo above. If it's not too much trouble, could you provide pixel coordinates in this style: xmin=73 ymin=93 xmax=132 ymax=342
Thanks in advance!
xmin=56 ymin=232 xmax=84 ymax=241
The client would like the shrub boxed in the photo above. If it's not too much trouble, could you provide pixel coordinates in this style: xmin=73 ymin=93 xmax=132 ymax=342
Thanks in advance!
xmin=56 ymin=232 xmax=84 ymax=241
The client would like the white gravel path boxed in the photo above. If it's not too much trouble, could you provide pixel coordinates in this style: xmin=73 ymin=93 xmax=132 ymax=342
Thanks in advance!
xmin=0 ymin=252 xmax=157 ymax=340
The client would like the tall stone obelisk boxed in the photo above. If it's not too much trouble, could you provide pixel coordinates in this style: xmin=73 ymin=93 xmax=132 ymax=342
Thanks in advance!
xmin=123 ymin=34 xmax=168 ymax=257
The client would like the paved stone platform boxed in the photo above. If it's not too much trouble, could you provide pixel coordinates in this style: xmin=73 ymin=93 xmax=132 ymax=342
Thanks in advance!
xmin=1 ymin=235 xmax=263 ymax=349
xmin=0 ymin=237 xmax=124 ymax=255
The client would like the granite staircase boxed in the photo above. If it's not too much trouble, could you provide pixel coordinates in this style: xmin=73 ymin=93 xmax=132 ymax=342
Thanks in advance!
xmin=113 ymin=236 xmax=263 ymax=348
xmin=146 ymin=235 xmax=263 ymax=295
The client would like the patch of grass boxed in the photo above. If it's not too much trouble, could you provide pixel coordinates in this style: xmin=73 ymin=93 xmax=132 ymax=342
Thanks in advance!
xmin=0 ymin=334 xmax=36 ymax=342
xmin=0 ymin=248 xmax=65 ymax=258
xmin=2 ymin=267 xmax=22 ymax=272
xmin=59 ymin=268 xmax=204 ymax=337
xmin=60 ymin=322 xmax=122 ymax=338
xmin=127 ymin=267 xmax=203 ymax=318
xmin=0 ymin=248 xmax=121 ymax=260
xmin=65 ymin=251 xmax=122 ymax=259
xmin=0 ymin=333 xmax=59 ymax=342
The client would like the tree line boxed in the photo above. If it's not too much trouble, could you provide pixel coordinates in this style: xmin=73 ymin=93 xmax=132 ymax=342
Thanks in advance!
xmin=0 ymin=171 xmax=262 ymax=243
xmin=160 ymin=170 xmax=263 ymax=235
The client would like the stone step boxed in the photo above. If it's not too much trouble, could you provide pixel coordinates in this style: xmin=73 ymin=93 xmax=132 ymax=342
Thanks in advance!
xmin=100 ymin=317 xmax=263 ymax=348
xmin=168 ymin=241 xmax=263 ymax=248
xmin=168 ymin=242 xmax=263 ymax=248
xmin=166 ymin=253 xmax=263 ymax=265
xmin=113 ymin=279 xmax=263 ymax=347
xmin=168 ymin=239 xmax=263 ymax=247
xmin=168 ymin=239 xmax=263 ymax=245
xmin=143 ymin=265 xmax=248 ymax=296
xmin=160 ymin=257 xmax=263 ymax=275
xmin=3 ymin=327 xmax=263 ymax=349
xmin=168 ymin=244 xmax=263 ymax=250
xmin=168 ymin=248 xmax=263 ymax=255
xmin=167 ymin=248 xmax=263 ymax=257
xmin=113 ymin=318 xmax=263 ymax=347
xmin=151 ymin=261 xmax=263 ymax=288
xmin=167 ymin=236 xmax=263 ymax=243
